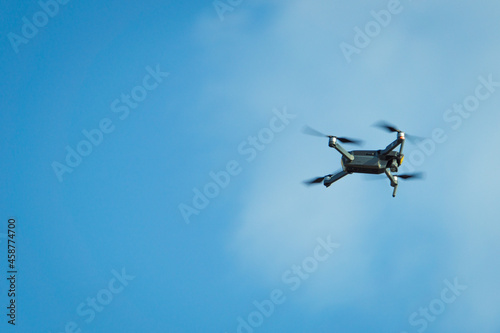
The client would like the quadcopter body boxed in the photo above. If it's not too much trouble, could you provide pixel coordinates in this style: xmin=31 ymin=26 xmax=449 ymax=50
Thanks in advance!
xmin=304 ymin=123 xmax=421 ymax=197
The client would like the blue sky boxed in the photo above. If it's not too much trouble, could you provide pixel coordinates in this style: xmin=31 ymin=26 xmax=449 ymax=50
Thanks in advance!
xmin=1 ymin=0 xmax=500 ymax=332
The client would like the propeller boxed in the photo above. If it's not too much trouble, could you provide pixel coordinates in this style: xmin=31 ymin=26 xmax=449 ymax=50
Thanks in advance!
xmin=363 ymin=172 xmax=425 ymax=181
xmin=374 ymin=121 xmax=402 ymax=133
xmin=373 ymin=121 xmax=424 ymax=142
xmin=304 ymin=174 xmax=331 ymax=185
xmin=302 ymin=126 xmax=363 ymax=145
xmin=396 ymin=172 xmax=425 ymax=180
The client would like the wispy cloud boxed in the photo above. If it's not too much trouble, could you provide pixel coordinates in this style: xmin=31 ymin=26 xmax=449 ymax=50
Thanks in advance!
xmin=193 ymin=0 xmax=500 ymax=330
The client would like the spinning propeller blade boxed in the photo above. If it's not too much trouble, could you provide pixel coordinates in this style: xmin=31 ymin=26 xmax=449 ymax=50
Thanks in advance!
xmin=373 ymin=121 xmax=424 ymax=142
xmin=304 ymin=175 xmax=331 ymax=185
xmin=374 ymin=121 xmax=401 ymax=133
xmin=396 ymin=173 xmax=425 ymax=180
xmin=302 ymin=125 xmax=328 ymax=138
xmin=302 ymin=126 xmax=363 ymax=145
xmin=363 ymin=172 xmax=425 ymax=181
xmin=336 ymin=137 xmax=363 ymax=145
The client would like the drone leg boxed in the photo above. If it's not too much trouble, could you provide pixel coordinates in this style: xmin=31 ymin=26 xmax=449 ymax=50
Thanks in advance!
xmin=329 ymin=137 xmax=354 ymax=161
xmin=398 ymin=139 xmax=405 ymax=156
xmin=384 ymin=168 xmax=399 ymax=197
xmin=324 ymin=170 xmax=349 ymax=187
xmin=392 ymin=185 xmax=398 ymax=198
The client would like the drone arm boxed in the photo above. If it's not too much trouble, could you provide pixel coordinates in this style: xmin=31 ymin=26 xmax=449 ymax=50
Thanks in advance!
xmin=329 ymin=137 xmax=354 ymax=161
xmin=380 ymin=139 xmax=402 ymax=156
xmin=324 ymin=170 xmax=349 ymax=187
xmin=399 ymin=138 xmax=405 ymax=155
xmin=380 ymin=133 xmax=405 ymax=156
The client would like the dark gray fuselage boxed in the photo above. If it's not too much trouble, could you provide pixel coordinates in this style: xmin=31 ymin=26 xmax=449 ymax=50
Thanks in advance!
xmin=342 ymin=150 xmax=400 ymax=174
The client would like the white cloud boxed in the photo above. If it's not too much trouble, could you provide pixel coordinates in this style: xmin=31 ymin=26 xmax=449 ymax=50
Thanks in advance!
xmin=195 ymin=0 xmax=500 ymax=329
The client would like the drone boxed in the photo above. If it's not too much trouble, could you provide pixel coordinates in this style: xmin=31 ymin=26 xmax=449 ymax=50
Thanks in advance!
xmin=304 ymin=121 xmax=423 ymax=197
